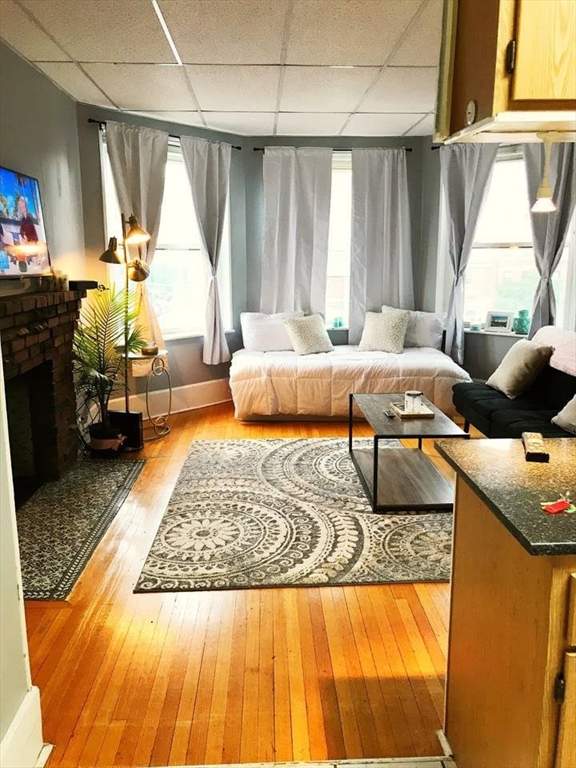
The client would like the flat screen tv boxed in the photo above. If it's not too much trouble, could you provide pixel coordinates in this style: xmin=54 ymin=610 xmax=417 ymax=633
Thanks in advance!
xmin=0 ymin=166 xmax=51 ymax=278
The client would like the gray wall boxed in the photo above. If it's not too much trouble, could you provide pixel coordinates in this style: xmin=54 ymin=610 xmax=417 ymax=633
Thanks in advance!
xmin=463 ymin=331 xmax=519 ymax=380
xmin=0 ymin=42 xmax=86 ymax=280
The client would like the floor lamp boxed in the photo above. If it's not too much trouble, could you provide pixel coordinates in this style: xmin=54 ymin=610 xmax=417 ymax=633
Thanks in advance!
xmin=99 ymin=213 xmax=151 ymax=447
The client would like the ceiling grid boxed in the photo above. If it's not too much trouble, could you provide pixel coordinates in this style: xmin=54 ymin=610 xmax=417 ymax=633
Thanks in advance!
xmin=0 ymin=0 xmax=442 ymax=137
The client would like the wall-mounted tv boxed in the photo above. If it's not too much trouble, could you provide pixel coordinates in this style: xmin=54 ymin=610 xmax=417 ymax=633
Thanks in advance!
xmin=0 ymin=166 xmax=51 ymax=278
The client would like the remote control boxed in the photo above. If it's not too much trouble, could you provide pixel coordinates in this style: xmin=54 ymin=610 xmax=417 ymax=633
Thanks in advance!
xmin=522 ymin=432 xmax=549 ymax=463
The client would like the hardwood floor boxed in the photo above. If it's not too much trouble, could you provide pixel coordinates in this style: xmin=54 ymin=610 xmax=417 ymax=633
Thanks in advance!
xmin=25 ymin=403 xmax=455 ymax=768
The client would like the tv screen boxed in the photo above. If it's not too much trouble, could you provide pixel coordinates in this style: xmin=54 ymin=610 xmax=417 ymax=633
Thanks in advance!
xmin=0 ymin=166 xmax=51 ymax=278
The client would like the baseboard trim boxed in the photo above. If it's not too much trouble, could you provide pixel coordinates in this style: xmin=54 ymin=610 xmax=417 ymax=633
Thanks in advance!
xmin=109 ymin=378 xmax=232 ymax=416
xmin=0 ymin=686 xmax=47 ymax=768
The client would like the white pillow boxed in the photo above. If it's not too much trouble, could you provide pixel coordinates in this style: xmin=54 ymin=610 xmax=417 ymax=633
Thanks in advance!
xmin=240 ymin=311 xmax=304 ymax=352
xmin=283 ymin=314 xmax=334 ymax=355
xmin=552 ymin=395 xmax=576 ymax=434
xmin=486 ymin=339 xmax=553 ymax=399
xmin=359 ymin=310 xmax=410 ymax=354
xmin=382 ymin=305 xmax=445 ymax=349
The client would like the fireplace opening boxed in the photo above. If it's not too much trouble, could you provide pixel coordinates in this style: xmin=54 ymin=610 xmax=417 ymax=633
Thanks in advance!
xmin=5 ymin=361 xmax=60 ymax=508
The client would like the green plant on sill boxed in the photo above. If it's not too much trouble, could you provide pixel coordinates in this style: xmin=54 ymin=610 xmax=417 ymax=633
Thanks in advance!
xmin=73 ymin=285 xmax=146 ymax=442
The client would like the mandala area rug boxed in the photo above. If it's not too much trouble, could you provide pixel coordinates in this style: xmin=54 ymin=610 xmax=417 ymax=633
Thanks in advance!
xmin=18 ymin=459 xmax=145 ymax=600
xmin=135 ymin=438 xmax=452 ymax=593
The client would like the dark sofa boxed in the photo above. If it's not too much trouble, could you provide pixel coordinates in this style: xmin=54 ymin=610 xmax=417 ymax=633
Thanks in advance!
xmin=453 ymin=364 xmax=576 ymax=438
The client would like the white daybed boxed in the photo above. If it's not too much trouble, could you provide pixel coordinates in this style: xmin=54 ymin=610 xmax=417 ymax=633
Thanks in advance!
xmin=229 ymin=344 xmax=471 ymax=420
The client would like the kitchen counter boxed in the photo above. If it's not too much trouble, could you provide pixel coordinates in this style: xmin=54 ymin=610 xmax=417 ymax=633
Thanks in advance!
xmin=438 ymin=438 xmax=576 ymax=768
xmin=435 ymin=438 xmax=576 ymax=556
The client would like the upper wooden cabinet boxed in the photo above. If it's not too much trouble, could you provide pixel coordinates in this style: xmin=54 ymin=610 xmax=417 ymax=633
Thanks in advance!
xmin=435 ymin=0 xmax=576 ymax=143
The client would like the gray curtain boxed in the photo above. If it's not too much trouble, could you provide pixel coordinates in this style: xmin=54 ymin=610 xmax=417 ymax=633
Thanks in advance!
xmin=180 ymin=136 xmax=231 ymax=365
xmin=106 ymin=121 xmax=169 ymax=346
xmin=349 ymin=148 xmax=414 ymax=344
xmin=440 ymin=144 xmax=498 ymax=363
xmin=260 ymin=147 xmax=333 ymax=315
xmin=524 ymin=143 xmax=576 ymax=337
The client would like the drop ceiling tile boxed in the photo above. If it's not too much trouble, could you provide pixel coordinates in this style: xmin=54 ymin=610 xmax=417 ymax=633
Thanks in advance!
xmin=83 ymin=64 xmax=196 ymax=111
xmin=0 ymin=0 xmax=69 ymax=61
xmin=276 ymin=113 xmax=348 ymax=136
xmin=405 ymin=113 xmax=436 ymax=135
xmin=280 ymin=66 xmax=377 ymax=112
xmin=390 ymin=0 xmax=443 ymax=67
xmin=287 ymin=0 xmax=422 ymax=65
xmin=20 ymin=0 xmax=174 ymax=62
xmin=159 ymin=0 xmax=288 ymax=64
xmin=361 ymin=67 xmax=437 ymax=112
xmin=203 ymin=112 xmax=275 ymax=136
xmin=36 ymin=62 xmax=114 ymax=107
xmin=343 ymin=113 xmax=426 ymax=136
xmin=186 ymin=65 xmax=280 ymax=111
xmin=129 ymin=111 xmax=205 ymax=129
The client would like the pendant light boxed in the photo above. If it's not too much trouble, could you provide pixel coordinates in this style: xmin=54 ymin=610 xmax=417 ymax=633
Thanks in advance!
xmin=531 ymin=135 xmax=557 ymax=213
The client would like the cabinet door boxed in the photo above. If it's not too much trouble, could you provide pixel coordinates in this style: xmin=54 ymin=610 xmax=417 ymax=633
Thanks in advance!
xmin=512 ymin=0 xmax=576 ymax=103
xmin=555 ymin=652 xmax=576 ymax=768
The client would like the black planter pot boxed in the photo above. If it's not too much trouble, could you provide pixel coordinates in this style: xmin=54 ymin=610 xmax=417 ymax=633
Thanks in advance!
xmin=88 ymin=422 xmax=126 ymax=457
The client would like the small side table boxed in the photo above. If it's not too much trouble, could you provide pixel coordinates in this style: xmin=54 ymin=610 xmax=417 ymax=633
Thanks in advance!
xmin=127 ymin=350 xmax=172 ymax=441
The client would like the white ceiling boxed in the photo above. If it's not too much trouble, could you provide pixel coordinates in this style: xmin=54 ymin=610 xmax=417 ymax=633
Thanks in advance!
xmin=0 ymin=0 xmax=442 ymax=137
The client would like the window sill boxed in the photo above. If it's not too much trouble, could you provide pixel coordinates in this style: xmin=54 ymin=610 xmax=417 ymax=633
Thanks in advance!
xmin=163 ymin=329 xmax=236 ymax=342
xmin=465 ymin=329 xmax=522 ymax=339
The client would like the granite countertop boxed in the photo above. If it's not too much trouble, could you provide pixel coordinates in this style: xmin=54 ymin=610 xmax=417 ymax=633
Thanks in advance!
xmin=435 ymin=438 xmax=576 ymax=556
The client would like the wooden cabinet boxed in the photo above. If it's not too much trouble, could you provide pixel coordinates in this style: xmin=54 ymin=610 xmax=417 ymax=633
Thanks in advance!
xmin=436 ymin=0 xmax=576 ymax=143
xmin=444 ymin=477 xmax=576 ymax=768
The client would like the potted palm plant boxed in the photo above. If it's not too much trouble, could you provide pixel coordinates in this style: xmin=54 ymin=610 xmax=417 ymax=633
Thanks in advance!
xmin=74 ymin=286 xmax=146 ymax=454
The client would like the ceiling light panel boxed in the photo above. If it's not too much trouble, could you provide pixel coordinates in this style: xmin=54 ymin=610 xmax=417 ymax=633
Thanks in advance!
xmin=36 ymin=62 xmax=114 ymax=107
xmin=129 ymin=111 xmax=205 ymax=128
xmin=343 ymin=113 xmax=426 ymax=136
xmin=186 ymin=65 xmax=280 ymax=111
xmin=276 ymin=113 xmax=349 ymax=136
xmin=390 ymin=0 xmax=443 ymax=67
xmin=287 ymin=0 xmax=421 ymax=66
xmin=405 ymin=113 xmax=436 ymax=135
xmin=361 ymin=67 xmax=437 ymax=113
xmin=0 ymin=0 xmax=70 ymax=61
xmin=20 ymin=0 xmax=175 ymax=62
xmin=158 ymin=0 xmax=289 ymax=64
xmin=203 ymin=112 xmax=275 ymax=135
xmin=280 ymin=66 xmax=378 ymax=112
xmin=83 ymin=64 xmax=196 ymax=111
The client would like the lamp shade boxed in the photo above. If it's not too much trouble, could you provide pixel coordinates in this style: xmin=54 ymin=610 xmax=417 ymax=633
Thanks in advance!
xmin=127 ymin=258 xmax=150 ymax=282
xmin=99 ymin=237 xmax=122 ymax=264
xmin=532 ymin=184 xmax=557 ymax=213
xmin=125 ymin=215 xmax=150 ymax=245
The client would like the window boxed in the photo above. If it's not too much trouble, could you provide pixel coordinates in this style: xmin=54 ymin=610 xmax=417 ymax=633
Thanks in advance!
xmin=326 ymin=152 xmax=352 ymax=327
xmin=101 ymin=136 xmax=232 ymax=339
xmin=464 ymin=148 xmax=571 ymax=328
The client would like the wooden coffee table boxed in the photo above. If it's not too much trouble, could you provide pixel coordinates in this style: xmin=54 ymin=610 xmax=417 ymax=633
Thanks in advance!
xmin=348 ymin=393 xmax=469 ymax=513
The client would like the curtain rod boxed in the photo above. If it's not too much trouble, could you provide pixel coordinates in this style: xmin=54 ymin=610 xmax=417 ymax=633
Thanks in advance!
xmin=87 ymin=118 xmax=242 ymax=150
xmin=253 ymin=146 xmax=413 ymax=153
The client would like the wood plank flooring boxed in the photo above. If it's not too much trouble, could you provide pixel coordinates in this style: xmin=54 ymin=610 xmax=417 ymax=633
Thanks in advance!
xmin=24 ymin=403 xmax=457 ymax=767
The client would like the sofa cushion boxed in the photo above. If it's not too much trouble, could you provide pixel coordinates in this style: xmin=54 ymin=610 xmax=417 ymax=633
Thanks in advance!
xmin=490 ymin=409 xmax=572 ymax=438
xmin=552 ymin=395 xmax=576 ymax=435
xmin=486 ymin=339 xmax=554 ymax=398
xmin=523 ymin=365 xmax=576 ymax=413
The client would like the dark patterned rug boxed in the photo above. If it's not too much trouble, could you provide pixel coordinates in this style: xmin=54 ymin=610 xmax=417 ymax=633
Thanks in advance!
xmin=17 ymin=459 xmax=145 ymax=600
xmin=135 ymin=439 xmax=452 ymax=593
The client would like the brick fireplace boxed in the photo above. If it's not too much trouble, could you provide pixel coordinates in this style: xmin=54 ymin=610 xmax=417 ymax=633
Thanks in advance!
xmin=1 ymin=289 xmax=87 ymax=504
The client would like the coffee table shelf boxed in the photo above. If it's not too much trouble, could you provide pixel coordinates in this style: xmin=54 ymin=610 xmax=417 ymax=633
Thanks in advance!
xmin=349 ymin=393 xmax=468 ymax=513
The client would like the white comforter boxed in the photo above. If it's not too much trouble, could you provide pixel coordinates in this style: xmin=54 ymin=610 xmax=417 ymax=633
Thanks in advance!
xmin=230 ymin=345 xmax=471 ymax=420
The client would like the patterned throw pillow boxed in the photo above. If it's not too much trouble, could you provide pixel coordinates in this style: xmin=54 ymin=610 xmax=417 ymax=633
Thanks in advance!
xmin=359 ymin=310 xmax=410 ymax=353
xmin=283 ymin=314 xmax=334 ymax=355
